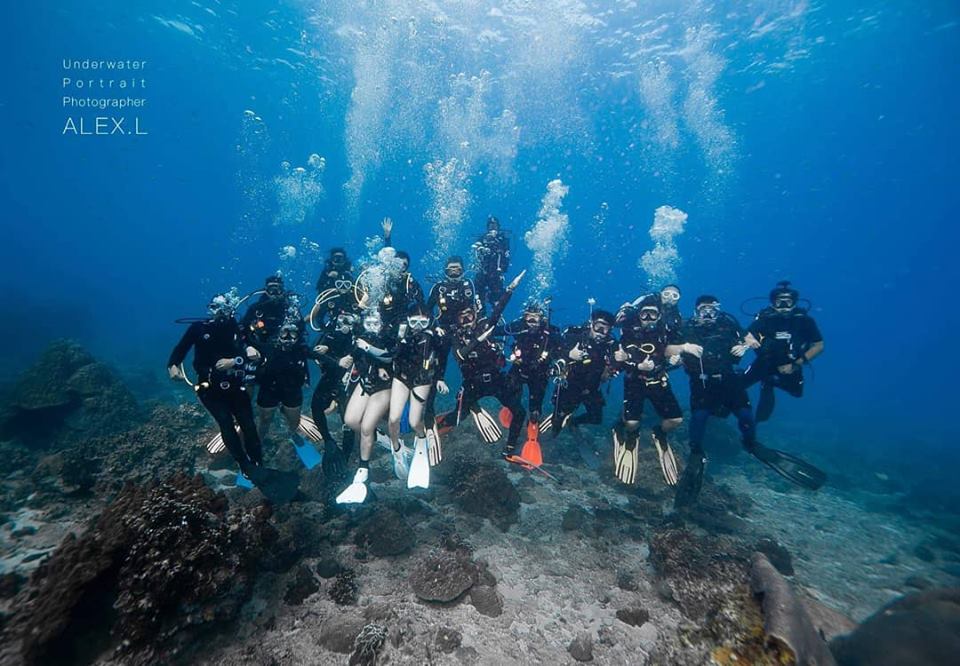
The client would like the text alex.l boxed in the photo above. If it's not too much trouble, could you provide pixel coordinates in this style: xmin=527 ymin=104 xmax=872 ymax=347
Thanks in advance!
xmin=62 ymin=117 xmax=148 ymax=136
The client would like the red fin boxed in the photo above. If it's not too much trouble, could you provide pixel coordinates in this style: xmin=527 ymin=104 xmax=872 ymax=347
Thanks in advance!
xmin=498 ymin=406 xmax=513 ymax=429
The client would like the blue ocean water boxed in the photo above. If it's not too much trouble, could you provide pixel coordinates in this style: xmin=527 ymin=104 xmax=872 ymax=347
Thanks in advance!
xmin=2 ymin=0 xmax=958 ymax=460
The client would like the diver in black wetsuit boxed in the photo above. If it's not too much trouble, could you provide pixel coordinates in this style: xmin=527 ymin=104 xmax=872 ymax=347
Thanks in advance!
xmin=337 ymin=308 xmax=397 ymax=504
xmin=548 ymin=308 xmax=618 ymax=436
xmin=426 ymin=256 xmax=480 ymax=329
xmin=742 ymin=281 xmax=824 ymax=422
xmin=504 ymin=301 xmax=560 ymax=433
xmin=673 ymin=296 xmax=756 ymax=507
xmin=447 ymin=270 xmax=526 ymax=459
xmin=309 ymin=311 xmax=358 ymax=472
xmin=242 ymin=275 xmax=299 ymax=352
xmin=612 ymin=296 xmax=702 ymax=486
xmin=168 ymin=293 xmax=263 ymax=476
xmin=316 ymin=248 xmax=354 ymax=294
xmin=472 ymin=216 xmax=511 ymax=312
xmin=387 ymin=302 xmax=449 ymax=455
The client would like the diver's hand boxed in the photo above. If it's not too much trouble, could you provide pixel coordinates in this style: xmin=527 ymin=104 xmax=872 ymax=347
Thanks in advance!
xmin=731 ymin=343 xmax=749 ymax=358
xmin=436 ymin=380 xmax=450 ymax=395
xmin=778 ymin=363 xmax=795 ymax=374
xmin=356 ymin=339 xmax=371 ymax=352
xmin=682 ymin=343 xmax=704 ymax=358
xmin=506 ymin=269 xmax=526 ymax=292
xmin=378 ymin=368 xmax=390 ymax=381
xmin=215 ymin=357 xmax=238 ymax=371
xmin=168 ymin=365 xmax=183 ymax=380
xmin=614 ymin=346 xmax=628 ymax=363
xmin=245 ymin=346 xmax=261 ymax=362
xmin=338 ymin=355 xmax=354 ymax=369
xmin=669 ymin=354 xmax=681 ymax=366
xmin=314 ymin=344 xmax=329 ymax=355
xmin=381 ymin=217 xmax=393 ymax=236
xmin=568 ymin=344 xmax=586 ymax=362
xmin=637 ymin=359 xmax=655 ymax=372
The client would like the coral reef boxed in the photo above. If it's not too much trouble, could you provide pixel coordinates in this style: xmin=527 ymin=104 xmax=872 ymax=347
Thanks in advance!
xmin=444 ymin=460 xmax=520 ymax=531
xmin=0 ymin=473 xmax=276 ymax=665
xmin=353 ymin=507 xmax=416 ymax=557
xmin=330 ymin=569 xmax=359 ymax=605
xmin=568 ymin=632 xmax=594 ymax=662
xmin=284 ymin=564 xmax=320 ymax=605
xmin=435 ymin=626 xmax=462 ymax=653
xmin=0 ymin=340 xmax=139 ymax=446
xmin=409 ymin=548 xmax=478 ymax=603
xmin=349 ymin=622 xmax=387 ymax=666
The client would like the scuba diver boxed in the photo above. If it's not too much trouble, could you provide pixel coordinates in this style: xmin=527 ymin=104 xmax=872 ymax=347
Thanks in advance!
xmin=619 ymin=284 xmax=683 ymax=333
xmin=443 ymin=270 xmax=527 ymax=460
xmin=471 ymin=215 xmax=511 ymax=312
xmin=337 ymin=308 xmax=399 ymax=505
xmin=387 ymin=302 xmax=450 ymax=489
xmin=309 ymin=310 xmax=358 ymax=479
xmin=503 ymin=300 xmax=561 ymax=464
xmin=673 ymin=296 xmax=757 ymax=507
xmin=613 ymin=295 xmax=702 ymax=487
xmin=253 ymin=316 xmax=326 ymax=471
xmin=168 ymin=293 xmax=263 ymax=479
xmin=543 ymin=307 xmax=619 ymax=468
xmin=316 ymin=247 xmax=354 ymax=294
xmin=426 ymin=255 xmax=481 ymax=328
xmin=241 ymin=275 xmax=299 ymax=350
xmin=379 ymin=218 xmax=425 ymax=329
xmin=742 ymin=281 xmax=824 ymax=422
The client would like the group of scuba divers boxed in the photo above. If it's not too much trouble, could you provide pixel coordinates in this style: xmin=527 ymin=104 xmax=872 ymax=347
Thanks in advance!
xmin=168 ymin=216 xmax=827 ymax=509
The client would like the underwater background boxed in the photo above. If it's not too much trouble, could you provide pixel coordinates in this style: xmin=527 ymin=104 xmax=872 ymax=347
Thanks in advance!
xmin=1 ymin=1 xmax=959 ymax=664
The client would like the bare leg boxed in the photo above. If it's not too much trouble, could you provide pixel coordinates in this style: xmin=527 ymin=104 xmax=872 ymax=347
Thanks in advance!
xmin=360 ymin=389 xmax=391 ymax=461
xmin=409 ymin=385 xmax=431 ymax=437
xmin=387 ymin=379 xmax=411 ymax=451
xmin=344 ymin=384 xmax=369 ymax=435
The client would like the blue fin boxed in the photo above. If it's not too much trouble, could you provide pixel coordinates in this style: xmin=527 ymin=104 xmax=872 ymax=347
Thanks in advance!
xmin=235 ymin=472 xmax=254 ymax=489
xmin=400 ymin=401 xmax=412 ymax=434
xmin=294 ymin=441 xmax=323 ymax=470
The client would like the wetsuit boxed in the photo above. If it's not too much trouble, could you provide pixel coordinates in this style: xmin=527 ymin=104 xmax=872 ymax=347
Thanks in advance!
xmin=241 ymin=295 xmax=296 ymax=352
xmin=309 ymin=321 xmax=355 ymax=444
xmin=394 ymin=326 xmax=447 ymax=390
xmin=680 ymin=313 xmax=755 ymax=452
xmin=381 ymin=273 xmax=425 ymax=330
xmin=351 ymin=328 xmax=395 ymax=397
xmin=742 ymin=307 xmax=823 ymax=421
xmin=450 ymin=291 xmax=525 ymax=451
xmin=255 ymin=326 xmax=315 ymax=410
xmin=425 ymin=276 xmax=481 ymax=419
xmin=617 ymin=317 xmax=683 ymax=422
xmin=551 ymin=324 xmax=617 ymax=434
xmin=505 ymin=319 xmax=561 ymax=422
xmin=473 ymin=231 xmax=510 ymax=311
xmin=168 ymin=318 xmax=261 ymax=471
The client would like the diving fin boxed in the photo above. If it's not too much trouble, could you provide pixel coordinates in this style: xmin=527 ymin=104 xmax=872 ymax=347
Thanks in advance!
xmin=375 ymin=430 xmax=394 ymax=453
xmin=297 ymin=414 xmax=324 ymax=443
xmin=520 ymin=421 xmax=543 ymax=467
xmin=505 ymin=455 xmax=561 ymax=482
xmin=206 ymin=423 xmax=243 ymax=454
xmin=498 ymin=406 xmax=513 ymax=429
xmin=235 ymin=471 xmax=254 ymax=489
xmin=407 ymin=436 xmax=430 ymax=489
xmin=674 ymin=452 xmax=706 ymax=509
xmin=336 ymin=467 xmax=369 ymax=505
xmin=322 ymin=439 xmax=348 ymax=479
xmin=392 ymin=444 xmax=412 ymax=481
xmin=247 ymin=466 xmax=300 ymax=504
xmin=750 ymin=443 xmax=826 ymax=490
xmin=573 ymin=429 xmax=601 ymax=470
xmin=400 ymin=402 xmax=413 ymax=434
xmin=292 ymin=437 xmax=323 ymax=470
xmin=613 ymin=426 xmax=639 ymax=485
xmin=471 ymin=408 xmax=503 ymax=444
xmin=434 ymin=411 xmax=455 ymax=436
xmin=538 ymin=412 xmax=553 ymax=435
xmin=427 ymin=424 xmax=443 ymax=466
xmin=651 ymin=427 xmax=680 ymax=487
